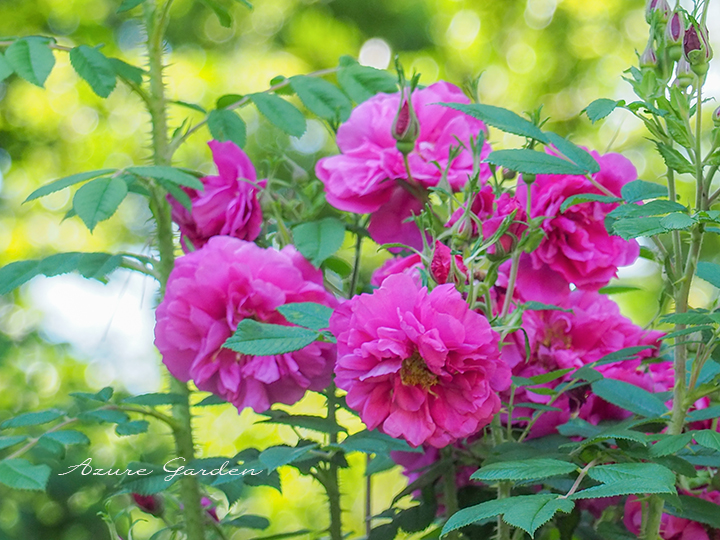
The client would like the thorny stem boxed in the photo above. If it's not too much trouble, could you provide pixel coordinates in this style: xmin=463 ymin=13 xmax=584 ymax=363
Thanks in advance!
xmin=325 ymin=384 xmax=343 ymax=540
xmin=143 ymin=2 xmax=206 ymax=539
xmin=442 ymin=448 xmax=460 ymax=540
xmin=491 ymin=415 xmax=511 ymax=540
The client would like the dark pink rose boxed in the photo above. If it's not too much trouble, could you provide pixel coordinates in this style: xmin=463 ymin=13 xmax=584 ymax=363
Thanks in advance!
xmin=169 ymin=140 xmax=265 ymax=250
xmin=154 ymin=236 xmax=336 ymax=413
xmin=370 ymin=253 xmax=423 ymax=287
xmin=331 ymin=273 xmax=510 ymax=447
xmin=516 ymin=151 xmax=640 ymax=289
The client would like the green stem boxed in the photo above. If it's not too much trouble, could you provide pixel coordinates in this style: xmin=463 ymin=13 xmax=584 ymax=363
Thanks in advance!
xmin=325 ymin=385 xmax=343 ymax=540
xmin=348 ymin=230 xmax=363 ymax=299
xmin=143 ymin=2 xmax=206 ymax=540
xmin=491 ymin=415 xmax=511 ymax=540
xmin=500 ymin=251 xmax=520 ymax=319
xmin=666 ymin=167 xmax=683 ymax=280
xmin=442 ymin=449 xmax=460 ymax=540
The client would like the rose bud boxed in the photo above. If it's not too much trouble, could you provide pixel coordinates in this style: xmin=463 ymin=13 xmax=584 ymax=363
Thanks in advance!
xmin=674 ymin=57 xmax=694 ymax=89
xmin=683 ymin=21 xmax=713 ymax=75
xmin=392 ymin=90 xmax=420 ymax=155
xmin=665 ymin=11 xmax=685 ymax=61
xmin=639 ymin=44 xmax=658 ymax=69
xmin=132 ymin=494 xmax=164 ymax=517
xmin=713 ymin=106 xmax=720 ymax=127
xmin=645 ymin=0 xmax=671 ymax=24
xmin=201 ymin=497 xmax=220 ymax=522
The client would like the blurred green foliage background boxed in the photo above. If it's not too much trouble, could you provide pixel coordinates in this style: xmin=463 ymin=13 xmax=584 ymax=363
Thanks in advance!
xmin=1 ymin=0 xmax=712 ymax=538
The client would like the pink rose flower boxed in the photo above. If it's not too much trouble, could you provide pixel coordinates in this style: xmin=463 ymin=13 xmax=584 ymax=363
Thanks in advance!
xmin=516 ymin=151 xmax=640 ymax=289
xmin=330 ymin=273 xmax=510 ymax=447
xmin=154 ymin=236 xmax=336 ymax=413
xmin=316 ymin=81 xmax=490 ymax=249
xmin=370 ymin=253 xmax=423 ymax=287
xmin=625 ymin=490 xmax=720 ymax=539
xmin=169 ymin=140 xmax=265 ymax=250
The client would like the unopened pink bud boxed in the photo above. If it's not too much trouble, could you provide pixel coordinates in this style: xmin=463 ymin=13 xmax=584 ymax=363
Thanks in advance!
xmin=132 ymin=494 xmax=164 ymax=517
xmin=392 ymin=92 xmax=420 ymax=155
xmin=645 ymin=0 xmax=671 ymax=23
xmin=640 ymin=45 xmax=658 ymax=68
xmin=713 ymin=106 xmax=720 ymax=127
xmin=665 ymin=11 xmax=684 ymax=45
xmin=684 ymin=21 xmax=713 ymax=74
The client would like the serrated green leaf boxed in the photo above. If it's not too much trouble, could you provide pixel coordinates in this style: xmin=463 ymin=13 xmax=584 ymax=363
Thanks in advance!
xmin=117 ymin=0 xmax=146 ymax=12
xmin=70 ymin=386 xmax=114 ymax=402
xmin=694 ymin=430 xmax=720 ymax=452
xmin=126 ymin=166 xmax=203 ymax=190
xmin=289 ymin=75 xmax=352 ymax=122
xmin=572 ymin=366 xmax=604 ymax=383
xmin=195 ymin=394 xmax=228 ymax=407
xmin=121 ymin=393 xmax=186 ymax=406
xmin=625 ymin=200 xmax=687 ymax=217
xmin=116 ymin=420 xmax=149 ymax=436
xmin=78 ymin=409 xmax=129 ymax=424
xmin=0 ymin=436 xmax=27 ymax=450
xmin=440 ymin=103 xmax=548 ymax=143
xmin=471 ymin=459 xmax=577 ymax=482
xmin=117 ymin=461 xmax=179 ymax=495
xmin=25 ymin=169 xmax=116 ymax=203
xmin=523 ymin=301 xmax=572 ymax=312
xmin=341 ymin=429 xmax=420 ymax=454
xmin=73 ymin=176 xmax=128 ymax=232
xmin=108 ymin=58 xmax=144 ymax=85
xmin=583 ymin=428 xmax=650 ymax=447
xmin=257 ymin=410 xmax=346 ymax=434
xmin=69 ymin=45 xmax=117 ymax=98
xmin=1 ymin=409 xmax=64 ymax=430
xmin=502 ymin=495 xmax=575 ymax=537
xmin=587 ymin=463 xmax=675 ymax=486
xmin=591 ymin=378 xmax=667 ymax=418
xmin=571 ymin=479 xmax=675 ymax=499
xmin=660 ymin=212 xmax=695 ymax=231
xmin=259 ymin=444 xmax=318 ymax=472
xmin=216 ymin=94 xmax=243 ymax=109
xmin=560 ymin=193 xmax=622 ymax=212
xmin=649 ymin=433 xmax=693 ymax=456
xmin=199 ymin=0 xmax=232 ymax=27
xmin=250 ymin=93 xmax=306 ymax=137
xmin=583 ymin=98 xmax=621 ymax=123
xmin=157 ymin=176 xmax=192 ymax=211
xmin=528 ymin=368 xmax=574 ymax=385
xmin=664 ymin=495 xmax=720 ymax=529
xmin=512 ymin=402 xmax=563 ymax=412
xmin=485 ymin=149 xmax=586 ymax=176
xmin=621 ymin=179 xmax=668 ymax=203
xmin=223 ymin=320 xmax=319 ymax=356
xmin=687 ymin=406 xmax=720 ymax=422
xmin=36 ymin=435 xmax=64 ymax=458
xmin=224 ymin=515 xmax=270 ymax=529
xmin=337 ymin=61 xmax=396 ymax=103
xmin=0 ymin=52 xmax=14 ymax=81
xmin=545 ymin=132 xmax=600 ymax=173
xmin=655 ymin=143 xmax=694 ymax=175
xmin=696 ymin=261 xmax=720 ymax=289
xmin=442 ymin=498 xmax=515 ymax=534
xmin=612 ymin=217 xmax=666 ymax=239
xmin=276 ymin=302 xmax=333 ymax=330
xmin=0 ymin=459 xmax=51 ymax=491
xmin=42 ymin=430 xmax=90 ymax=446
xmin=5 ymin=37 xmax=55 ymax=87
xmin=207 ymin=109 xmax=247 ymax=148
xmin=660 ymin=310 xmax=713 ymax=325
xmin=292 ymin=218 xmax=346 ymax=266
xmin=593 ymin=345 xmax=658 ymax=367
xmin=557 ymin=418 xmax=602 ymax=438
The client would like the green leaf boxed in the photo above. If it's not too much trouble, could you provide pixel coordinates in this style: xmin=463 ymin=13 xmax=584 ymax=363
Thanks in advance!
xmin=69 ymin=45 xmax=117 ymax=98
xmin=621 ymin=179 xmax=668 ymax=203
xmin=289 ymin=75 xmax=352 ymax=122
xmin=649 ymin=433 xmax=693 ymax=457
xmin=73 ymin=176 xmax=128 ymax=232
xmin=442 ymin=498 xmax=515 ymax=534
xmin=276 ymin=302 xmax=333 ymax=330
xmin=340 ymin=429 xmax=420 ymax=454
xmin=25 ymin=169 xmax=116 ymax=203
xmin=587 ymin=463 xmax=675 ymax=486
xmin=655 ymin=143 xmax=694 ymax=175
xmin=121 ymin=393 xmax=186 ymax=406
xmin=694 ymin=430 xmax=720 ymax=452
xmin=502 ymin=495 xmax=575 ymax=537
xmin=118 ymin=461 xmax=179 ymax=495
xmin=570 ymin=479 xmax=675 ymax=499
xmin=598 ymin=285 xmax=643 ymax=295
xmin=470 ymin=459 xmax=576 ymax=482
xmin=523 ymin=301 xmax=572 ymax=312
xmin=70 ymin=386 xmax=114 ymax=402
xmin=5 ymin=37 xmax=55 ymax=87
xmin=660 ymin=212 xmax=695 ymax=231
xmin=440 ymin=103 xmax=548 ymax=143
xmin=195 ymin=394 xmax=228 ymax=407
xmin=545 ymin=132 xmax=600 ymax=173
xmin=591 ymin=378 xmax=667 ymax=418
xmin=560 ymin=193 xmax=622 ymax=212
xmin=583 ymin=98 xmax=621 ymax=123
xmin=337 ymin=61 xmax=396 ymax=103
xmin=485 ymin=149 xmax=586 ymax=176
xmin=249 ymin=93 xmax=306 ymax=137
xmin=625 ymin=200 xmax=687 ymax=217
xmin=126 ymin=166 xmax=203 ymax=190
xmin=207 ymin=109 xmax=247 ymax=148
xmin=696 ymin=262 xmax=720 ymax=288
xmin=158 ymin=177 xmax=192 ymax=211
xmin=1 ymin=409 xmax=64 ymax=429
xmin=116 ymin=420 xmax=149 ymax=436
xmin=224 ymin=515 xmax=270 ymax=530
xmin=573 ymin=366 xmax=603 ymax=383
xmin=660 ymin=310 xmax=713 ymax=325
xmin=687 ymin=406 xmax=720 ymax=422
xmin=583 ymin=428 xmax=650 ymax=447
xmin=612 ymin=217 xmax=666 ymax=239
xmin=42 ymin=430 xmax=90 ymax=446
xmin=292 ymin=218 xmax=346 ymax=266
xmin=257 ymin=410 xmax=346 ymax=434
xmin=512 ymin=402 xmax=563 ymax=412
xmin=223 ymin=320 xmax=319 ymax=356
xmin=199 ymin=0 xmax=232 ymax=27
xmin=259 ymin=444 xmax=318 ymax=472
xmin=117 ymin=0 xmax=146 ymax=12
xmin=557 ymin=418 xmax=602 ymax=438
xmin=0 ymin=52 xmax=14 ymax=82
xmin=216 ymin=94 xmax=243 ymax=109
xmin=0 ymin=459 xmax=51 ymax=491
xmin=664 ymin=495 xmax=720 ymax=529
xmin=108 ymin=58 xmax=144 ymax=85
xmin=596 ymin=522 xmax=636 ymax=540
xmin=0 ymin=436 xmax=27 ymax=450
xmin=78 ymin=409 xmax=130 ymax=424
xmin=528 ymin=368 xmax=574 ymax=386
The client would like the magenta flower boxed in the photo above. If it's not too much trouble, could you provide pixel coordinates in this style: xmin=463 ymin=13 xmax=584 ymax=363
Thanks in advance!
xmin=132 ymin=494 xmax=164 ymax=516
xmin=154 ymin=236 xmax=336 ymax=413
xmin=169 ymin=141 xmax=265 ymax=251
xmin=330 ymin=273 xmax=510 ymax=447
xmin=516 ymin=151 xmax=640 ymax=289
xmin=316 ymin=81 xmax=490 ymax=249
xmin=370 ymin=253 xmax=422 ymax=287
xmin=625 ymin=490 xmax=720 ymax=539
